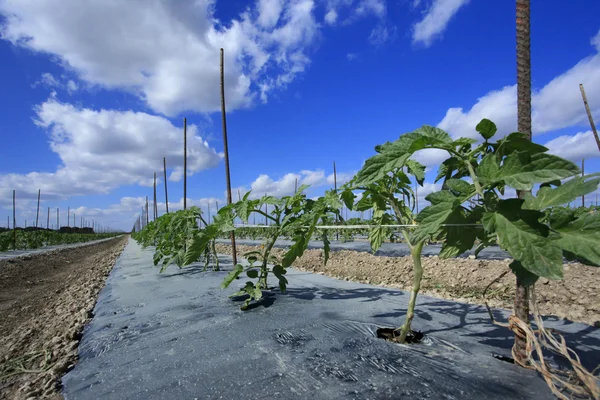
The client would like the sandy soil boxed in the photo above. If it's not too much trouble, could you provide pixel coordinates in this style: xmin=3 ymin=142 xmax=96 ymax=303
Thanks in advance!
xmin=0 ymin=236 xmax=128 ymax=400
xmin=215 ymin=243 xmax=600 ymax=327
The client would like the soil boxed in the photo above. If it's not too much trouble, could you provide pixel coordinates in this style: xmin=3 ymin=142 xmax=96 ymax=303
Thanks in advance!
xmin=215 ymin=243 xmax=600 ymax=327
xmin=0 ymin=236 xmax=128 ymax=400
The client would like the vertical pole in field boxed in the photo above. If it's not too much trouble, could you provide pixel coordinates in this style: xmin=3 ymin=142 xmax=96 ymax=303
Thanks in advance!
xmin=7 ymin=216 xmax=9 ymax=229
xmin=579 ymin=83 xmax=600 ymax=151
xmin=582 ymin=159 xmax=585 ymax=207
xmin=56 ymin=208 xmax=59 ymax=230
xmin=333 ymin=161 xmax=338 ymax=241
xmin=163 ymin=157 xmax=170 ymax=214
xmin=207 ymin=204 xmax=211 ymax=225
xmin=220 ymin=48 xmax=237 ymax=265
xmin=35 ymin=189 xmax=41 ymax=228
xmin=145 ymin=196 xmax=149 ymax=226
xmin=237 ymin=189 xmax=241 ymax=201
xmin=47 ymin=207 xmax=50 ymax=229
xmin=183 ymin=118 xmax=187 ymax=210
xmin=67 ymin=206 xmax=70 ymax=228
xmin=73 ymin=213 xmax=76 ymax=230
xmin=12 ymin=190 xmax=16 ymax=248
xmin=153 ymin=172 xmax=157 ymax=220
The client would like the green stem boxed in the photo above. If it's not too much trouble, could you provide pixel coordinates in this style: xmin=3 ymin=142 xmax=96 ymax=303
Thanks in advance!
xmin=254 ymin=209 xmax=278 ymax=225
xmin=259 ymin=230 xmax=280 ymax=288
xmin=466 ymin=162 xmax=485 ymax=198
xmin=397 ymin=240 xmax=424 ymax=343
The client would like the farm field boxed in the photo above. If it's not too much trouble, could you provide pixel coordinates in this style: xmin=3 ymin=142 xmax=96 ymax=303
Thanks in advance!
xmin=55 ymin=240 xmax=599 ymax=399
xmin=0 ymin=236 xmax=128 ymax=399
xmin=0 ymin=230 xmax=121 ymax=252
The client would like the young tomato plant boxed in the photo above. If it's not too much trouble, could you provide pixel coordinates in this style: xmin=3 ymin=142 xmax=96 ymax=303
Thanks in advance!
xmin=343 ymin=163 xmax=429 ymax=343
xmin=186 ymin=186 xmax=342 ymax=310
xmin=351 ymin=118 xmax=600 ymax=345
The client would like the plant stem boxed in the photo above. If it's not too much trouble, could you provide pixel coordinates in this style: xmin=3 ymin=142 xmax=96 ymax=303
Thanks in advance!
xmin=466 ymin=162 xmax=485 ymax=198
xmin=260 ymin=229 xmax=280 ymax=288
xmin=397 ymin=240 xmax=424 ymax=343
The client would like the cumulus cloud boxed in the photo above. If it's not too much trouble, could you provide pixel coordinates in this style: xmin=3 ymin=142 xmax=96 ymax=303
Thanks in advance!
xmin=412 ymin=0 xmax=469 ymax=47
xmin=437 ymin=31 xmax=600 ymax=141
xmin=0 ymin=99 xmax=222 ymax=204
xmin=324 ymin=9 xmax=338 ymax=24
xmin=0 ymin=0 xmax=323 ymax=116
xmin=544 ymin=131 xmax=600 ymax=162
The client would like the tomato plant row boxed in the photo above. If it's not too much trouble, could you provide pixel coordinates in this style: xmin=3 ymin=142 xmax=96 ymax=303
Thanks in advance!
xmin=133 ymin=119 xmax=600 ymax=343
xmin=0 ymin=230 xmax=121 ymax=252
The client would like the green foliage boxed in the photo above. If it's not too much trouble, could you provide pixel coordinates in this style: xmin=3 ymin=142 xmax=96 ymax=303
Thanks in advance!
xmin=0 ymin=230 xmax=120 ymax=252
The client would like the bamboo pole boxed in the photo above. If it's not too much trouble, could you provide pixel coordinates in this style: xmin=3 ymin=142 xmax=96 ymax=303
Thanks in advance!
xmin=579 ymin=83 xmax=600 ymax=151
xmin=12 ymin=190 xmax=16 ymax=248
xmin=35 ymin=189 xmax=41 ymax=228
xmin=153 ymin=172 xmax=157 ymax=220
xmin=184 ymin=118 xmax=187 ymax=210
xmin=582 ymin=159 xmax=585 ymax=207
xmin=220 ymin=48 xmax=237 ymax=265
xmin=163 ymin=157 xmax=169 ymax=214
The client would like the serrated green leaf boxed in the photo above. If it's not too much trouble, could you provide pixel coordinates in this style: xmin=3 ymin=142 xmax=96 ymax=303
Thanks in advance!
xmin=406 ymin=159 xmax=426 ymax=185
xmin=476 ymin=118 xmax=497 ymax=140
xmin=553 ymin=212 xmax=600 ymax=267
xmin=322 ymin=231 xmax=331 ymax=265
xmin=497 ymin=152 xmax=580 ymax=190
xmin=446 ymin=179 xmax=473 ymax=196
xmin=426 ymin=190 xmax=458 ymax=205
xmin=493 ymin=210 xmax=563 ymax=280
xmin=496 ymin=132 xmax=548 ymax=158
xmin=221 ymin=264 xmax=244 ymax=288
xmin=353 ymin=152 xmax=411 ymax=187
xmin=523 ymin=173 xmax=600 ymax=210
xmin=477 ymin=153 xmax=500 ymax=185
xmin=273 ymin=265 xmax=288 ymax=292
xmin=438 ymin=209 xmax=478 ymax=258
xmin=413 ymin=200 xmax=459 ymax=243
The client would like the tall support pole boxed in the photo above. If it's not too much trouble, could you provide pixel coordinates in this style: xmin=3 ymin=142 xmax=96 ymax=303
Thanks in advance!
xmin=67 ymin=206 xmax=70 ymax=228
xmin=579 ymin=83 xmax=600 ymax=151
xmin=146 ymin=196 xmax=149 ymax=226
xmin=163 ymin=157 xmax=169 ymax=214
xmin=56 ymin=208 xmax=59 ymax=230
xmin=514 ymin=0 xmax=532 ymax=366
xmin=220 ymin=48 xmax=237 ymax=265
xmin=582 ymin=159 xmax=585 ymax=207
xmin=12 ymin=190 xmax=16 ymax=248
xmin=153 ymin=172 xmax=157 ymax=220
xmin=47 ymin=207 xmax=50 ymax=229
xmin=35 ymin=189 xmax=41 ymax=228
xmin=333 ymin=161 xmax=338 ymax=241
xmin=183 ymin=118 xmax=187 ymax=210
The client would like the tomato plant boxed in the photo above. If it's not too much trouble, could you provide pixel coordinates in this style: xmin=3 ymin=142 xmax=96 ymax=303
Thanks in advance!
xmin=347 ymin=118 xmax=600 ymax=343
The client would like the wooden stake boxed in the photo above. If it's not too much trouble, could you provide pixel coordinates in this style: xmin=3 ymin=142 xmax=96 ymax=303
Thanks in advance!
xmin=582 ymin=159 xmax=585 ymax=207
xmin=579 ymin=83 xmax=600 ymax=151
xmin=56 ymin=208 xmax=59 ymax=230
xmin=35 ymin=189 xmax=41 ymax=228
xmin=220 ymin=48 xmax=237 ymax=265
xmin=163 ymin=157 xmax=169 ymax=214
xmin=12 ymin=190 xmax=16 ymax=248
xmin=47 ymin=207 xmax=50 ymax=229
xmin=153 ymin=172 xmax=157 ymax=220
xmin=183 ymin=118 xmax=187 ymax=210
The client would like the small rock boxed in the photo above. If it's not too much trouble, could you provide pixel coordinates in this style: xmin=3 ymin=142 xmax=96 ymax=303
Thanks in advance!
xmin=541 ymin=279 xmax=550 ymax=285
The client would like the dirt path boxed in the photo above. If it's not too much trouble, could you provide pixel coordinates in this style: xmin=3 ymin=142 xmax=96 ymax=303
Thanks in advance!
xmin=0 ymin=236 xmax=128 ymax=400
xmin=215 ymin=243 xmax=600 ymax=327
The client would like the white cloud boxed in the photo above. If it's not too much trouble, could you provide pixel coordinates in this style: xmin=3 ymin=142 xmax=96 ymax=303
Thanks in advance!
xmin=368 ymin=24 xmax=397 ymax=46
xmin=325 ymin=9 xmax=338 ymax=24
xmin=346 ymin=52 xmax=358 ymax=61
xmin=66 ymin=80 xmax=78 ymax=93
xmin=412 ymin=0 xmax=469 ymax=47
xmin=0 ymin=99 xmax=222 ymax=204
xmin=544 ymin=131 xmax=600 ymax=162
xmin=257 ymin=0 xmax=284 ymax=28
xmin=37 ymin=72 xmax=59 ymax=88
xmin=355 ymin=0 xmax=386 ymax=18
xmin=438 ymin=34 xmax=600 ymax=141
xmin=592 ymin=29 xmax=600 ymax=52
xmin=0 ymin=0 xmax=323 ymax=116
xmin=326 ymin=171 xmax=354 ymax=186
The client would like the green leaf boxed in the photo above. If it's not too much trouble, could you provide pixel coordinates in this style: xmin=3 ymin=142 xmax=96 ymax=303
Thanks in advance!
xmin=273 ymin=265 xmax=288 ymax=292
xmin=477 ymin=153 xmax=500 ymax=185
xmin=496 ymin=132 xmax=548 ymax=158
xmin=322 ymin=231 xmax=331 ymax=265
xmin=246 ymin=269 xmax=259 ymax=278
xmin=341 ymin=190 xmax=356 ymax=211
xmin=413 ymin=200 xmax=459 ymax=243
xmin=426 ymin=190 xmax=458 ymax=205
xmin=438 ymin=209 xmax=478 ymax=258
xmin=353 ymin=151 xmax=411 ymax=187
xmin=221 ymin=264 xmax=244 ymax=289
xmin=445 ymin=179 xmax=473 ymax=196
xmin=553 ymin=212 xmax=600 ymax=267
xmin=405 ymin=159 xmax=426 ymax=185
xmin=509 ymin=260 xmax=539 ymax=287
xmin=523 ymin=173 xmax=600 ymax=210
xmin=476 ymin=118 xmax=497 ymax=140
xmin=492 ymin=207 xmax=563 ymax=280
xmin=497 ymin=152 xmax=580 ymax=190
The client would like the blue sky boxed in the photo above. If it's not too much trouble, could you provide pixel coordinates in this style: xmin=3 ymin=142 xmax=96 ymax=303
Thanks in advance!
xmin=1 ymin=0 xmax=600 ymax=231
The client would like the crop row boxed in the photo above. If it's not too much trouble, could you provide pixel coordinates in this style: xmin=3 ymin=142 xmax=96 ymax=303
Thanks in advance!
xmin=0 ymin=230 xmax=121 ymax=252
